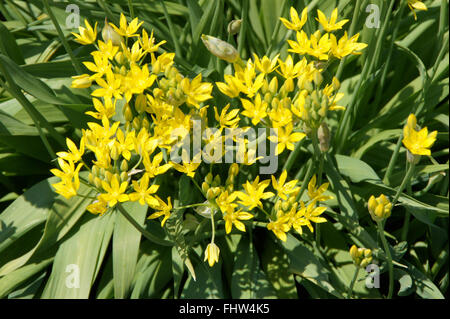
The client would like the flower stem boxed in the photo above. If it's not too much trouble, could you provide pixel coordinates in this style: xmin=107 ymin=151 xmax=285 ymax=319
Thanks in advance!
xmin=392 ymin=162 xmax=415 ymax=206
xmin=348 ymin=266 xmax=360 ymax=299
xmin=116 ymin=203 xmax=173 ymax=247
xmin=377 ymin=220 xmax=394 ymax=299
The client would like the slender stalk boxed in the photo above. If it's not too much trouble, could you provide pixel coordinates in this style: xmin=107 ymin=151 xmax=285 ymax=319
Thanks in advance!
xmin=348 ymin=267 xmax=360 ymax=299
xmin=383 ymin=135 xmax=403 ymax=185
xmin=376 ymin=220 xmax=394 ymax=299
xmin=337 ymin=0 xmax=395 ymax=152
xmin=42 ymin=0 xmax=83 ymax=75
xmin=158 ymin=0 xmax=181 ymax=57
xmin=265 ymin=0 xmax=288 ymax=56
xmin=127 ymin=0 xmax=135 ymax=19
xmin=392 ymin=162 xmax=415 ymax=206
xmin=116 ymin=203 xmax=174 ymax=247
xmin=336 ymin=0 xmax=362 ymax=80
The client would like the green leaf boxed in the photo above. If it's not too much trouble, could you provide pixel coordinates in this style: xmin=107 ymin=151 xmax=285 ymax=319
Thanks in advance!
xmin=40 ymin=212 xmax=114 ymax=298
xmin=181 ymin=255 xmax=224 ymax=299
xmin=113 ymin=201 xmax=148 ymax=299
xmin=333 ymin=154 xmax=381 ymax=183
xmin=0 ymin=175 xmax=95 ymax=277
xmin=282 ymin=234 xmax=343 ymax=298
xmin=406 ymin=262 xmax=444 ymax=299
xmin=231 ymin=235 xmax=277 ymax=298
xmin=0 ymin=21 xmax=25 ymax=65
xmin=259 ymin=235 xmax=297 ymax=298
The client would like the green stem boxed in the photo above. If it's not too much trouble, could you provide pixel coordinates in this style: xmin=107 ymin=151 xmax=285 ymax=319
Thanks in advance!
xmin=383 ymin=135 xmax=403 ymax=185
xmin=128 ymin=0 xmax=135 ymax=19
xmin=116 ymin=203 xmax=174 ymax=247
xmin=159 ymin=0 xmax=182 ymax=57
xmin=336 ymin=0 xmax=362 ymax=80
xmin=42 ymin=0 xmax=83 ymax=75
xmin=348 ymin=266 xmax=360 ymax=299
xmin=376 ymin=220 xmax=394 ymax=299
xmin=392 ymin=162 xmax=415 ymax=206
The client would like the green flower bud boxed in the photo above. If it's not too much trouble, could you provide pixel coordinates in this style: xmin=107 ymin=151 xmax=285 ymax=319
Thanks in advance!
xmin=201 ymin=34 xmax=239 ymax=63
xmin=227 ymin=19 xmax=242 ymax=35
xmin=101 ymin=19 xmax=122 ymax=46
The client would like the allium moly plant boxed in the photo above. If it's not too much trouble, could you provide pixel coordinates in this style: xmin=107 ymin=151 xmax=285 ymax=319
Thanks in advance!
xmin=0 ymin=0 xmax=447 ymax=300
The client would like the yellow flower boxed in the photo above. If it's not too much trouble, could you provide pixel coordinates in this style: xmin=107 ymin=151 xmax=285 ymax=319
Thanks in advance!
xmin=287 ymin=30 xmax=310 ymax=56
xmin=236 ymin=176 xmax=274 ymax=210
xmin=330 ymin=32 xmax=367 ymax=59
xmin=402 ymin=113 xmax=437 ymax=156
xmin=268 ymin=123 xmax=306 ymax=155
xmin=214 ymin=104 xmax=240 ymax=130
xmin=86 ymin=97 xmax=116 ymax=119
xmin=216 ymin=74 xmax=242 ymax=98
xmin=253 ymin=53 xmax=279 ymax=74
xmin=83 ymin=53 xmax=110 ymax=79
xmin=204 ymin=242 xmax=220 ymax=267
xmin=368 ymin=194 xmax=392 ymax=221
xmin=234 ymin=63 xmax=265 ymax=97
xmin=87 ymin=198 xmax=108 ymax=215
xmin=223 ymin=207 xmax=254 ymax=234
xmin=51 ymin=158 xmax=82 ymax=199
xmin=92 ymin=69 xmax=122 ymax=100
xmin=267 ymin=213 xmax=291 ymax=242
xmin=129 ymin=174 xmax=159 ymax=206
xmin=72 ymin=19 xmax=97 ymax=45
xmin=316 ymin=8 xmax=349 ymax=32
xmin=292 ymin=201 xmax=327 ymax=234
xmin=148 ymin=196 xmax=172 ymax=227
xmin=97 ymin=40 xmax=119 ymax=60
xmin=215 ymin=191 xmax=238 ymax=214
xmin=140 ymin=29 xmax=166 ymax=54
xmin=56 ymin=137 xmax=85 ymax=163
xmin=280 ymin=7 xmax=308 ymax=31
xmin=308 ymin=31 xmax=331 ymax=60
xmin=181 ymin=74 xmax=213 ymax=108
xmin=100 ymin=175 xmax=129 ymax=207
xmin=143 ymin=152 xmax=172 ymax=178
xmin=407 ymin=0 xmax=427 ymax=20
xmin=241 ymin=94 xmax=268 ymax=125
xmin=271 ymin=170 xmax=300 ymax=201
xmin=171 ymin=161 xmax=201 ymax=178
xmin=307 ymin=175 xmax=333 ymax=202
xmin=110 ymin=13 xmax=143 ymax=37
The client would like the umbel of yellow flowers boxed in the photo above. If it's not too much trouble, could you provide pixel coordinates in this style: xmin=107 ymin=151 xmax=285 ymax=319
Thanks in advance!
xmin=368 ymin=194 xmax=392 ymax=222
xmin=349 ymin=245 xmax=373 ymax=268
xmin=52 ymin=6 xmax=368 ymax=268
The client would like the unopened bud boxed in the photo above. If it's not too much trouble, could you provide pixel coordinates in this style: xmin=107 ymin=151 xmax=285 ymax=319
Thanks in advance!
xmin=201 ymin=34 xmax=239 ymax=63
xmin=317 ymin=122 xmax=330 ymax=152
xmin=227 ymin=19 xmax=242 ymax=35
xmin=102 ymin=19 xmax=122 ymax=46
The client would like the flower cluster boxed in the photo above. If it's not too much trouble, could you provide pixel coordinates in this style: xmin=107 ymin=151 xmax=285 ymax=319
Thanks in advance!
xmin=51 ymin=7 xmax=366 ymax=268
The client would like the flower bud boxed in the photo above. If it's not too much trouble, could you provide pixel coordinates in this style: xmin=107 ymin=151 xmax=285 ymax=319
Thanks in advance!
xmin=368 ymin=194 xmax=392 ymax=222
xmin=102 ymin=19 xmax=122 ymax=46
xmin=110 ymin=144 xmax=120 ymax=161
xmin=317 ymin=122 xmax=330 ymax=152
xmin=94 ymin=177 xmax=103 ymax=189
xmin=205 ymin=172 xmax=213 ymax=184
xmin=227 ymin=19 xmax=242 ymax=35
xmin=204 ymin=242 xmax=220 ymax=267
xmin=120 ymin=160 xmax=128 ymax=172
xmin=135 ymin=94 xmax=147 ymax=114
xmin=202 ymin=181 xmax=210 ymax=193
xmin=71 ymin=74 xmax=92 ymax=89
xmin=120 ymin=171 xmax=128 ymax=182
xmin=123 ymin=103 xmax=134 ymax=122
xmin=229 ymin=163 xmax=239 ymax=176
xmin=201 ymin=34 xmax=239 ymax=63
